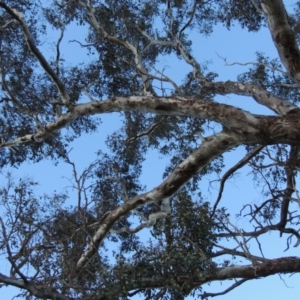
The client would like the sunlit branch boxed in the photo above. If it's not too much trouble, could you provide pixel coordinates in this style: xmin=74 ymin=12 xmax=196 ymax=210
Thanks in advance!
xmin=202 ymin=80 xmax=297 ymax=115
xmin=2 ymin=94 xmax=300 ymax=149
xmin=262 ymin=0 xmax=300 ymax=84
xmin=73 ymin=132 xmax=240 ymax=279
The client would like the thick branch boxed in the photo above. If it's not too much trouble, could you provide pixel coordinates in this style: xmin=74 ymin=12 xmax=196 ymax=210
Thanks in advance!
xmin=73 ymin=131 xmax=240 ymax=278
xmin=2 ymin=96 xmax=300 ymax=148
xmin=210 ymin=257 xmax=300 ymax=281
xmin=85 ymin=256 xmax=300 ymax=299
xmin=0 ymin=273 xmax=73 ymax=300
xmin=202 ymin=80 xmax=297 ymax=115
xmin=262 ymin=0 xmax=300 ymax=84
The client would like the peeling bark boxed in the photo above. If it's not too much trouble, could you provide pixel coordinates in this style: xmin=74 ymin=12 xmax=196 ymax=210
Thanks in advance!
xmin=0 ymin=0 xmax=300 ymax=298
xmin=73 ymin=131 xmax=240 ymax=278
xmin=262 ymin=0 xmax=300 ymax=83
xmin=203 ymin=80 xmax=297 ymax=115
xmin=3 ymin=96 xmax=300 ymax=149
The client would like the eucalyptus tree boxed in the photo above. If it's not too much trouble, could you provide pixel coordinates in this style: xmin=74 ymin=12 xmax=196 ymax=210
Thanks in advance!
xmin=0 ymin=0 xmax=300 ymax=299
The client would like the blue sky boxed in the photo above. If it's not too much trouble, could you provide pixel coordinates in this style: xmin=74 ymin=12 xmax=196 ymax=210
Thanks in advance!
xmin=1 ymin=1 xmax=300 ymax=299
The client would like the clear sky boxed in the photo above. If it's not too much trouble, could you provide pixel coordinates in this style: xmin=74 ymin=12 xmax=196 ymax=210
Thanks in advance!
xmin=1 ymin=1 xmax=300 ymax=299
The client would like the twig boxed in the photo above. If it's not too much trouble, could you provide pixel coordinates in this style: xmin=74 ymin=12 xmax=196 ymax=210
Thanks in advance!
xmin=201 ymin=279 xmax=249 ymax=299
xmin=216 ymin=53 xmax=289 ymax=76
xmin=126 ymin=119 xmax=163 ymax=144
xmin=211 ymin=145 xmax=264 ymax=216
xmin=0 ymin=19 xmax=16 ymax=29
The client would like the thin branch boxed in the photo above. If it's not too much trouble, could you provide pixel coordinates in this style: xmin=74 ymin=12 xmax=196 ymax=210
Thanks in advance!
xmin=212 ymin=244 xmax=266 ymax=261
xmin=55 ymin=20 xmax=65 ymax=76
xmin=226 ymin=218 xmax=254 ymax=264
xmin=0 ymin=217 xmax=28 ymax=282
xmin=0 ymin=19 xmax=16 ymax=29
xmin=126 ymin=119 xmax=163 ymax=144
xmin=0 ymin=3 xmax=70 ymax=105
xmin=69 ymin=39 xmax=96 ymax=48
xmin=211 ymin=145 xmax=265 ymax=216
xmin=216 ymin=53 xmax=289 ymax=76
xmin=201 ymin=279 xmax=250 ymax=299
xmin=151 ymin=64 xmax=183 ymax=94
xmin=178 ymin=0 xmax=197 ymax=39
xmin=111 ymin=198 xmax=171 ymax=234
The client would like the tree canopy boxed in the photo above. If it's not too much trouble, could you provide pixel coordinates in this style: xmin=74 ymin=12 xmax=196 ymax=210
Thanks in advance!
xmin=0 ymin=0 xmax=300 ymax=299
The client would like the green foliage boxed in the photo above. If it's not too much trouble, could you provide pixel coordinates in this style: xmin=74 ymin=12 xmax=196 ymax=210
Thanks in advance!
xmin=0 ymin=0 xmax=300 ymax=299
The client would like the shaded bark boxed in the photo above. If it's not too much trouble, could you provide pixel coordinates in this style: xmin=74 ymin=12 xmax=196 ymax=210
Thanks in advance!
xmin=262 ymin=0 xmax=300 ymax=83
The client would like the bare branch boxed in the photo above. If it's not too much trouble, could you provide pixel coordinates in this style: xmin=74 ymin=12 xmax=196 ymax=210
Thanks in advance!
xmin=202 ymin=80 xmax=297 ymax=115
xmin=201 ymin=279 xmax=250 ymax=299
xmin=217 ymin=53 xmax=289 ymax=76
xmin=0 ymin=217 xmax=28 ymax=282
xmin=1 ymin=95 xmax=300 ymax=149
xmin=212 ymin=145 xmax=265 ymax=215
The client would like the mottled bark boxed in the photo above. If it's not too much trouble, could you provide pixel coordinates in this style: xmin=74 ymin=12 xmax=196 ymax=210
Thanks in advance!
xmin=262 ymin=0 xmax=300 ymax=83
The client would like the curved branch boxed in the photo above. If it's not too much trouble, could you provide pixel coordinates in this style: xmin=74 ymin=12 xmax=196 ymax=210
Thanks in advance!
xmin=178 ymin=0 xmax=198 ymax=39
xmin=73 ymin=131 xmax=240 ymax=279
xmin=2 ymin=95 xmax=300 ymax=148
xmin=0 ymin=3 xmax=70 ymax=105
xmin=75 ymin=256 xmax=300 ymax=299
xmin=211 ymin=145 xmax=265 ymax=215
xmin=202 ymin=80 xmax=297 ymax=115
xmin=126 ymin=118 xmax=163 ymax=144
xmin=201 ymin=279 xmax=250 ymax=299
